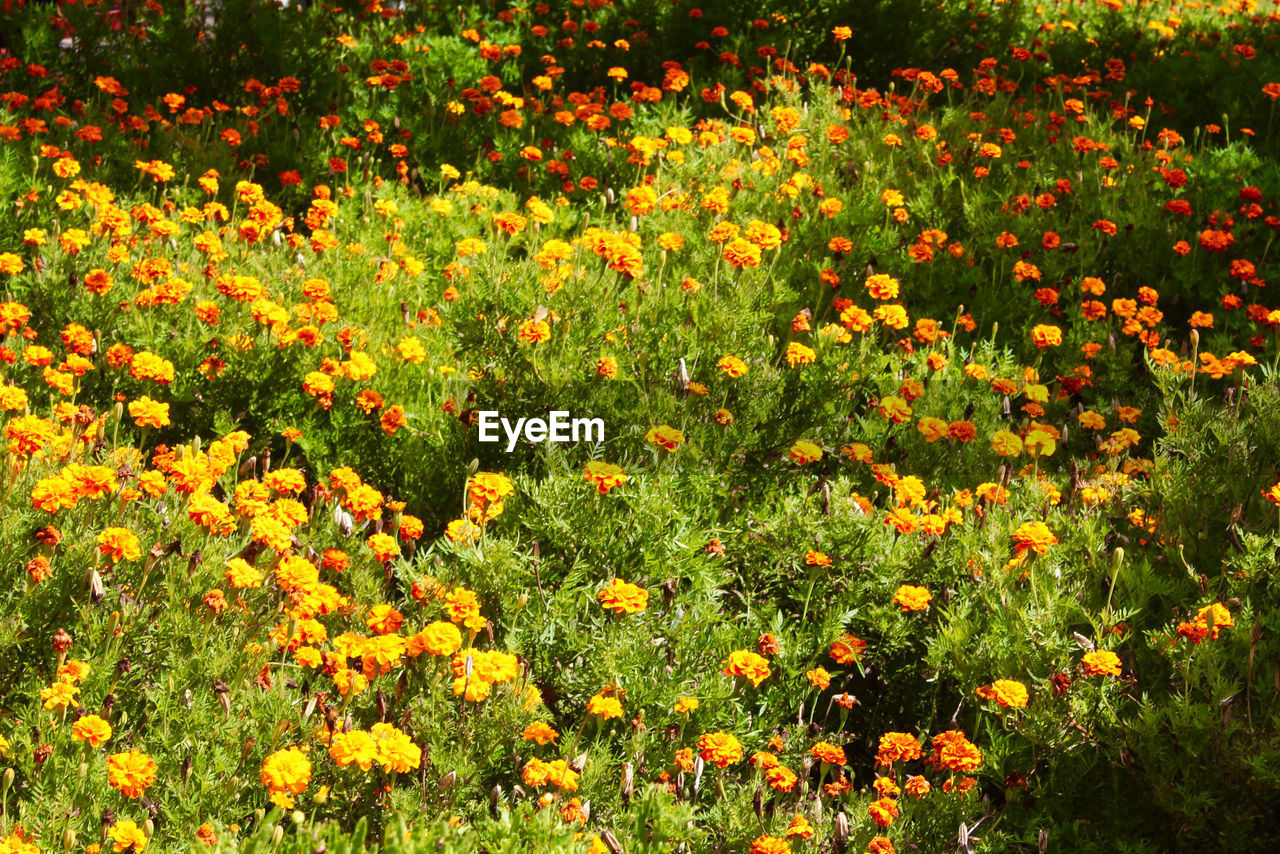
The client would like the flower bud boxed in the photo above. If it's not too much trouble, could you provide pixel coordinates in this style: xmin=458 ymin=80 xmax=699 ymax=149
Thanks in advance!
xmin=833 ymin=812 xmax=850 ymax=853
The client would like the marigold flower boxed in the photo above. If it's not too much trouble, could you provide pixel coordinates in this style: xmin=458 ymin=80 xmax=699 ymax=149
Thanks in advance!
xmin=371 ymin=723 xmax=421 ymax=773
xmin=810 ymin=741 xmax=846 ymax=765
xmin=196 ymin=823 xmax=217 ymax=846
xmin=364 ymin=531 xmax=398 ymax=562
xmin=893 ymin=584 xmax=931 ymax=611
xmin=1081 ymin=650 xmax=1122 ymax=676
xmin=830 ymin=633 xmax=866 ymax=664
xmin=990 ymin=429 xmax=1023 ymax=456
xmin=869 ymin=796 xmax=900 ymax=827
xmin=40 ymin=680 xmax=79 ymax=710
xmin=905 ymin=774 xmax=931 ymax=797
xmin=587 ymin=693 xmax=623 ymax=720
xmin=790 ymin=440 xmax=822 ymax=464
xmin=109 ymin=820 xmax=149 ymax=853
xmin=260 ymin=747 xmax=312 ymax=795
xmin=583 ymin=461 xmax=627 ymax=494
xmin=723 ymin=649 xmax=772 ymax=687
xmin=645 ymin=424 xmax=685 ymax=451
xmin=766 ymin=765 xmax=798 ymax=792
xmin=411 ymin=621 xmax=462 ymax=657
xmin=749 ymin=837 xmax=788 ymax=854
xmin=107 ymin=750 xmax=158 ymax=798
xmin=1030 ymin=323 xmax=1062 ymax=348
xmin=975 ymin=679 xmax=1029 ymax=708
xmin=598 ymin=578 xmax=648 ymax=613
xmin=1011 ymin=521 xmax=1058 ymax=554
xmin=928 ymin=730 xmax=983 ymax=772
xmin=696 ymin=731 xmax=743 ymax=767
xmin=97 ymin=527 xmax=141 ymax=563
xmin=785 ymin=342 xmax=816 ymax=367
xmin=522 ymin=722 xmax=560 ymax=745
xmin=875 ymin=732 xmax=926 ymax=773
xmin=330 ymin=730 xmax=377 ymax=771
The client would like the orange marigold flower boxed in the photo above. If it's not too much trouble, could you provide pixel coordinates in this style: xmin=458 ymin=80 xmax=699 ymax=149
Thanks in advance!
xmin=1030 ymin=324 xmax=1062 ymax=348
xmin=928 ymin=730 xmax=983 ymax=772
xmin=876 ymin=732 xmax=923 ymax=768
xmin=72 ymin=714 xmax=113 ymax=747
xmin=868 ymin=797 xmax=900 ymax=827
xmin=723 ymin=649 xmax=771 ymax=687
xmin=806 ymin=667 xmax=832 ymax=689
xmin=522 ymin=722 xmax=560 ymax=745
xmin=106 ymin=750 xmax=158 ymax=798
xmin=696 ymin=731 xmax=743 ymax=767
xmin=97 ymin=527 xmax=140 ymax=563
xmin=1011 ymin=520 xmax=1058 ymax=554
xmin=811 ymin=741 xmax=846 ymax=764
xmin=830 ymin=633 xmax=866 ymax=664
xmin=749 ymin=836 xmax=788 ymax=854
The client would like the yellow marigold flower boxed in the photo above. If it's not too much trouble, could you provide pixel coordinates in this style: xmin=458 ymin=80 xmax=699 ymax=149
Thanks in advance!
xmin=224 ymin=558 xmax=263 ymax=591
xmin=723 ymin=649 xmax=772 ymax=687
xmin=785 ymin=342 xmax=816 ymax=367
xmin=790 ymin=440 xmax=822 ymax=464
xmin=598 ymin=578 xmax=648 ymax=613
xmin=586 ymin=693 xmax=623 ymax=720
xmin=108 ymin=820 xmax=149 ymax=852
xmin=645 ymin=424 xmax=685 ymax=451
xmin=410 ymin=621 xmax=462 ymax=657
xmin=1081 ymin=650 xmax=1122 ymax=676
xmin=97 ymin=528 xmax=140 ymax=563
xmin=583 ymin=461 xmax=627 ymax=494
xmin=893 ymin=584 xmax=931 ymax=612
xmin=72 ymin=714 xmax=113 ymax=747
xmin=975 ymin=679 xmax=1029 ymax=708
xmin=40 ymin=680 xmax=79 ymax=710
xmin=260 ymin=747 xmax=312 ymax=795
xmin=990 ymin=429 xmax=1023 ymax=456
xmin=371 ymin=723 xmax=421 ymax=773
